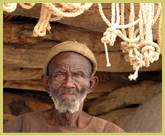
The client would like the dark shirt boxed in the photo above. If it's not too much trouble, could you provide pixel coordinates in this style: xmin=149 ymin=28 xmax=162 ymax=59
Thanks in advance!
xmin=4 ymin=111 xmax=125 ymax=133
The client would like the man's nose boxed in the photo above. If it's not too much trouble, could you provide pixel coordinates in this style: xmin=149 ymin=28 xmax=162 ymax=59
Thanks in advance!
xmin=62 ymin=75 xmax=75 ymax=89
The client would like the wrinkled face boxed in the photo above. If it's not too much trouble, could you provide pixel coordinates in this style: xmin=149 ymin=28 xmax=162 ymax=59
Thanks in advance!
xmin=47 ymin=52 xmax=92 ymax=113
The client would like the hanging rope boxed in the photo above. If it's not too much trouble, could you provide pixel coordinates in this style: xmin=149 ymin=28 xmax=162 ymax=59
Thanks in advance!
xmin=122 ymin=3 xmax=160 ymax=80
xmin=98 ymin=3 xmax=161 ymax=80
xmin=121 ymin=3 xmax=142 ymax=80
xmin=120 ymin=3 xmax=126 ymax=36
xmin=98 ymin=3 xmax=121 ymax=67
xmin=158 ymin=5 xmax=162 ymax=54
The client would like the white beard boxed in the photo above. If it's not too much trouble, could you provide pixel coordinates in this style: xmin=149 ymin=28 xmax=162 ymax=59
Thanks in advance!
xmin=49 ymin=91 xmax=87 ymax=113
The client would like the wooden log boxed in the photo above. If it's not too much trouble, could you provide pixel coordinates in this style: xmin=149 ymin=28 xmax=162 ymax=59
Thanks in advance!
xmin=3 ymin=21 xmax=43 ymax=45
xmin=3 ymin=21 xmax=121 ymax=51
xmin=4 ymin=3 xmax=159 ymax=40
xmin=3 ymin=80 xmax=46 ymax=92
xmin=3 ymin=43 xmax=52 ymax=69
xmin=85 ymin=92 xmax=107 ymax=102
xmin=3 ymin=67 xmax=43 ymax=80
xmin=3 ymin=44 xmax=162 ymax=72
xmin=86 ymin=81 xmax=162 ymax=115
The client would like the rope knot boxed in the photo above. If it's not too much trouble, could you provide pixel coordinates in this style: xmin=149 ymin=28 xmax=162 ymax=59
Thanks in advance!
xmin=101 ymin=27 xmax=118 ymax=46
xmin=121 ymin=42 xmax=140 ymax=53
xmin=140 ymin=41 xmax=160 ymax=67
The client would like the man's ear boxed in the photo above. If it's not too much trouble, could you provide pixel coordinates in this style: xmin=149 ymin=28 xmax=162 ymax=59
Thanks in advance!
xmin=87 ymin=76 xmax=98 ymax=94
xmin=41 ymin=75 xmax=50 ymax=94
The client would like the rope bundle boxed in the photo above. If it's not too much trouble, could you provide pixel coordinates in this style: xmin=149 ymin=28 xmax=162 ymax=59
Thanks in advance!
xmin=98 ymin=3 xmax=162 ymax=80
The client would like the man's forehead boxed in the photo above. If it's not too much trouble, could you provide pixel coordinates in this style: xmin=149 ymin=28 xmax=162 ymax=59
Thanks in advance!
xmin=50 ymin=51 xmax=90 ymax=65
xmin=48 ymin=51 xmax=92 ymax=73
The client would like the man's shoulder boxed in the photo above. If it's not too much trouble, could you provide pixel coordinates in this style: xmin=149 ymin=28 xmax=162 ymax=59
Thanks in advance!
xmin=24 ymin=111 xmax=42 ymax=118
xmin=93 ymin=116 xmax=125 ymax=133
xmin=3 ymin=111 xmax=42 ymax=133
xmin=7 ymin=111 xmax=42 ymax=121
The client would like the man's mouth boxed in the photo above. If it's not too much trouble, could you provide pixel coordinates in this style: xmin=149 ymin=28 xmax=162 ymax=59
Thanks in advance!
xmin=60 ymin=93 xmax=77 ymax=100
xmin=62 ymin=93 xmax=76 ymax=97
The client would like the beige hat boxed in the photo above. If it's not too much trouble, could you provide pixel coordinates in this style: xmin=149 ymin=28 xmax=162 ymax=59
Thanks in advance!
xmin=43 ymin=41 xmax=97 ymax=77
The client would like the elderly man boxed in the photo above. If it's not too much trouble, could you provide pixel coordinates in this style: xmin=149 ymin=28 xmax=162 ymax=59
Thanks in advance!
xmin=4 ymin=41 xmax=124 ymax=133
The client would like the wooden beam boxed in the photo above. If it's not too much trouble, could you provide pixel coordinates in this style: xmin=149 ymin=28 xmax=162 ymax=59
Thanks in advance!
xmin=3 ymin=80 xmax=45 ymax=92
xmin=95 ymin=52 xmax=162 ymax=72
xmin=3 ymin=67 xmax=43 ymax=80
xmin=3 ymin=68 xmax=112 ymax=81
xmin=3 ymin=21 xmax=43 ymax=45
xmin=3 ymin=44 xmax=162 ymax=72
xmin=3 ymin=80 xmax=125 ymax=94
xmin=3 ymin=21 xmax=121 ymax=52
xmin=4 ymin=3 xmax=159 ymax=40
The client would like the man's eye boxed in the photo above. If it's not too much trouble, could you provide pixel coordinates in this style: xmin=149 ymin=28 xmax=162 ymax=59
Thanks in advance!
xmin=54 ymin=73 xmax=65 ymax=80
xmin=73 ymin=73 xmax=83 ymax=78
xmin=56 ymin=74 xmax=63 ymax=77
xmin=56 ymin=73 xmax=64 ymax=77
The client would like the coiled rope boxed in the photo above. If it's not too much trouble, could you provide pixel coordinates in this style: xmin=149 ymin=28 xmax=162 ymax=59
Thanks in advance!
xmin=3 ymin=3 xmax=93 ymax=37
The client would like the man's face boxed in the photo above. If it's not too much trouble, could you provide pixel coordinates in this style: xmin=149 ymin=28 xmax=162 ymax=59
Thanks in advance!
xmin=47 ymin=52 xmax=92 ymax=113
